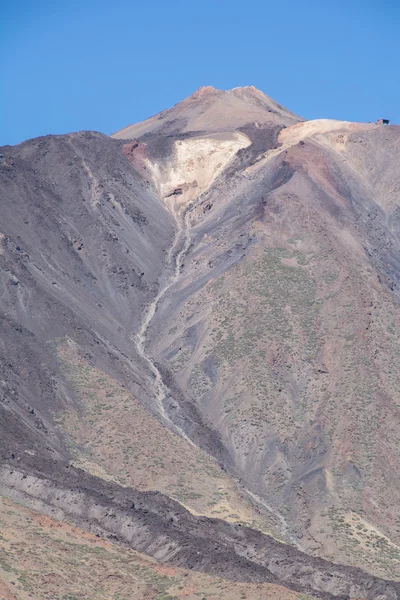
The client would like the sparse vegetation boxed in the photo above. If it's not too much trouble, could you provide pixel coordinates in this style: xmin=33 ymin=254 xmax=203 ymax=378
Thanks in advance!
xmin=0 ymin=496 xmax=298 ymax=600
xmin=56 ymin=341 xmax=271 ymax=532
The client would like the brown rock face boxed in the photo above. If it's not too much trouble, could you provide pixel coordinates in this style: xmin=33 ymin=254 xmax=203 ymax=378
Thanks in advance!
xmin=1 ymin=87 xmax=400 ymax=598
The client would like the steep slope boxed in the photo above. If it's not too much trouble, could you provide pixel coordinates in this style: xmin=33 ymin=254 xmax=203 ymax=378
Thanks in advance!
xmin=1 ymin=86 xmax=400 ymax=597
xmin=141 ymin=115 xmax=400 ymax=578
xmin=0 ymin=131 xmax=174 ymax=464
xmin=0 ymin=129 xmax=262 ymax=526
xmin=112 ymin=85 xmax=300 ymax=139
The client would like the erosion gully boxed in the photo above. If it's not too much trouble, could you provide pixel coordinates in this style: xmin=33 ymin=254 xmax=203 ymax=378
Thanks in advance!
xmin=133 ymin=178 xmax=301 ymax=549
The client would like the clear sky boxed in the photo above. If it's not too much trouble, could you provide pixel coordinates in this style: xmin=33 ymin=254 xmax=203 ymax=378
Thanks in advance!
xmin=1 ymin=0 xmax=399 ymax=146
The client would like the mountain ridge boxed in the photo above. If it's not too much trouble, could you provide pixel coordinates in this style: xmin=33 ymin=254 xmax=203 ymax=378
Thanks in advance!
xmin=112 ymin=85 xmax=301 ymax=140
xmin=1 ymin=87 xmax=400 ymax=599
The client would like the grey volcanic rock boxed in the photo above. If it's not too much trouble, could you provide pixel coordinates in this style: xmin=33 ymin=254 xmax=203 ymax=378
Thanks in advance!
xmin=2 ymin=463 xmax=400 ymax=600
xmin=1 ymin=87 xmax=400 ymax=597
xmin=112 ymin=85 xmax=300 ymax=139
xmin=0 ymin=130 xmax=174 ymax=462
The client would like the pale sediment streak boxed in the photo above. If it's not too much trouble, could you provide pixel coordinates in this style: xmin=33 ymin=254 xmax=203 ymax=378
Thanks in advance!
xmin=245 ymin=488 xmax=303 ymax=550
xmin=133 ymin=201 xmax=194 ymax=446
xmin=134 ymin=153 xmax=300 ymax=543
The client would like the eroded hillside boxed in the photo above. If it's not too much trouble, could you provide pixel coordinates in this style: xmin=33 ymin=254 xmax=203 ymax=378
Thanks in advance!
xmin=145 ymin=111 xmax=400 ymax=578
xmin=1 ymin=85 xmax=400 ymax=598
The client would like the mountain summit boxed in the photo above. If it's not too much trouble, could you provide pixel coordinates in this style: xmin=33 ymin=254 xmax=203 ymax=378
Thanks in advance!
xmin=0 ymin=87 xmax=400 ymax=599
xmin=113 ymin=85 xmax=301 ymax=139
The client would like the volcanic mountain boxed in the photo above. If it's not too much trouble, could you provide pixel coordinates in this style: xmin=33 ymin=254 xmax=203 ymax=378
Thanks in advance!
xmin=0 ymin=85 xmax=400 ymax=599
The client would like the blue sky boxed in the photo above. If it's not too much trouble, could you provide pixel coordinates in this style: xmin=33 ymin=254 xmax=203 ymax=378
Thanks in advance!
xmin=1 ymin=0 xmax=399 ymax=146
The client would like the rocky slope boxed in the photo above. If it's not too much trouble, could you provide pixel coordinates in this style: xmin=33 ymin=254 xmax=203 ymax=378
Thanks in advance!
xmin=0 ymin=85 xmax=400 ymax=598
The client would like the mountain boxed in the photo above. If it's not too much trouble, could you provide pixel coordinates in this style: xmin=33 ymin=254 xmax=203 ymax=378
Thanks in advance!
xmin=0 ymin=86 xmax=400 ymax=599
xmin=113 ymin=85 xmax=300 ymax=139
